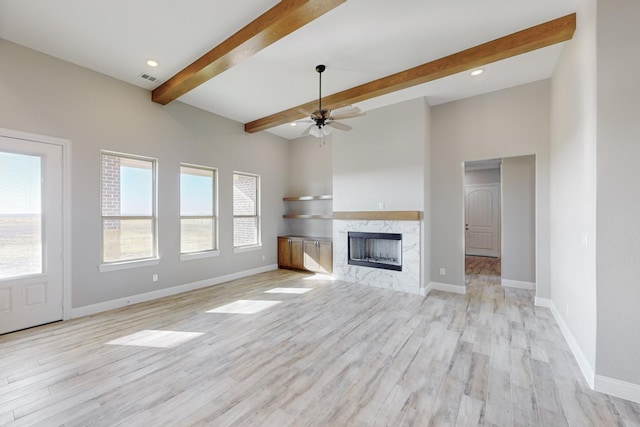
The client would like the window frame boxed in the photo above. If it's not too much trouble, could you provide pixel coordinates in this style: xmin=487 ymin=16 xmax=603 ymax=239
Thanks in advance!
xmin=99 ymin=151 xmax=158 ymax=271
xmin=232 ymin=171 xmax=261 ymax=251
xmin=179 ymin=163 xmax=219 ymax=260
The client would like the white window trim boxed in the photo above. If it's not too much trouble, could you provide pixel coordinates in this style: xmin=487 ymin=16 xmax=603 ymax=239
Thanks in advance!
xmin=180 ymin=250 xmax=220 ymax=261
xmin=180 ymin=163 xmax=219 ymax=255
xmin=100 ymin=151 xmax=158 ymax=268
xmin=99 ymin=257 xmax=160 ymax=272
xmin=233 ymin=245 xmax=262 ymax=254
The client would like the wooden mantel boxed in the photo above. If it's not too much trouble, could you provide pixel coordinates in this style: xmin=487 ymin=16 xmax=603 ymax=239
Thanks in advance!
xmin=332 ymin=211 xmax=422 ymax=221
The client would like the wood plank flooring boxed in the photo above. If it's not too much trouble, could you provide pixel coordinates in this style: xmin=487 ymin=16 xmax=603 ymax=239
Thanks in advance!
xmin=1 ymin=263 xmax=639 ymax=426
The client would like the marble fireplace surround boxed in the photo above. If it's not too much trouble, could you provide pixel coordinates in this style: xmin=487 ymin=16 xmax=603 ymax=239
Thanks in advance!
xmin=333 ymin=211 xmax=422 ymax=295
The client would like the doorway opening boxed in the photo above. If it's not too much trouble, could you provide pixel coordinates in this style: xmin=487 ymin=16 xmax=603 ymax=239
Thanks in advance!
xmin=463 ymin=155 xmax=537 ymax=292
xmin=463 ymin=159 xmax=502 ymax=289
xmin=0 ymin=128 xmax=70 ymax=335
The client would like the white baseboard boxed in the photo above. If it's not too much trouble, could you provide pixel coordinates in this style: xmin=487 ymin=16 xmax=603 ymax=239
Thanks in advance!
xmin=501 ymin=278 xmax=535 ymax=290
xmin=428 ymin=282 xmax=466 ymax=295
xmin=421 ymin=283 xmax=432 ymax=296
xmin=547 ymin=300 xmax=595 ymax=389
xmin=534 ymin=297 xmax=552 ymax=308
xmin=595 ymin=375 xmax=640 ymax=404
xmin=518 ymin=296 xmax=639 ymax=403
xmin=70 ymin=264 xmax=278 ymax=319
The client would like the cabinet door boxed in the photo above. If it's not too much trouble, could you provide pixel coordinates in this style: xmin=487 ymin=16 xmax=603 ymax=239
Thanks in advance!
xmin=303 ymin=240 xmax=332 ymax=274
xmin=278 ymin=237 xmax=291 ymax=267
xmin=317 ymin=240 xmax=333 ymax=274
xmin=303 ymin=240 xmax=319 ymax=272
xmin=290 ymin=239 xmax=305 ymax=269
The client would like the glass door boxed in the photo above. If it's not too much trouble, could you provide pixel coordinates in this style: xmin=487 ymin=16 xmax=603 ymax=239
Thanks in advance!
xmin=0 ymin=135 xmax=63 ymax=334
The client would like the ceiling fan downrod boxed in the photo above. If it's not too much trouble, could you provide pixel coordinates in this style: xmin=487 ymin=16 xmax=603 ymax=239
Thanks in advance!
xmin=316 ymin=64 xmax=325 ymax=122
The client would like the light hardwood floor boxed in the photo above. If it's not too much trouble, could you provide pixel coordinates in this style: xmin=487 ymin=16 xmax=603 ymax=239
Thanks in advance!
xmin=1 ymin=265 xmax=639 ymax=426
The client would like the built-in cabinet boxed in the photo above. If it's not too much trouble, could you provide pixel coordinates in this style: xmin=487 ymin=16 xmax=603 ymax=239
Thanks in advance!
xmin=277 ymin=236 xmax=333 ymax=274
xmin=279 ymin=194 xmax=333 ymax=274
xmin=278 ymin=236 xmax=304 ymax=270
xmin=303 ymin=239 xmax=333 ymax=274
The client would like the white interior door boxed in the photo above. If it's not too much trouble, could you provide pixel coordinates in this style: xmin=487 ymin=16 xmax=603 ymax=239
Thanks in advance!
xmin=465 ymin=184 xmax=500 ymax=257
xmin=0 ymin=136 xmax=63 ymax=334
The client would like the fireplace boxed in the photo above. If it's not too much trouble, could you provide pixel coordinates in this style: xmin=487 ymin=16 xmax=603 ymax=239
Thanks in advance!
xmin=348 ymin=232 xmax=402 ymax=271
xmin=334 ymin=218 xmax=420 ymax=294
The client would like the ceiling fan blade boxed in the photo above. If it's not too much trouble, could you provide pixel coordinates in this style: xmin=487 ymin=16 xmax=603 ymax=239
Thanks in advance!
xmin=327 ymin=121 xmax=352 ymax=131
xmin=331 ymin=105 xmax=360 ymax=114
xmin=331 ymin=105 xmax=365 ymax=120
xmin=298 ymin=108 xmax=312 ymax=117
xmin=331 ymin=111 xmax=366 ymax=120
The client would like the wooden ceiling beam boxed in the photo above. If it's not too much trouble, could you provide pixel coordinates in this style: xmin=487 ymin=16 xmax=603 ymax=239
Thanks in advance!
xmin=244 ymin=13 xmax=576 ymax=133
xmin=152 ymin=0 xmax=346 ymax=105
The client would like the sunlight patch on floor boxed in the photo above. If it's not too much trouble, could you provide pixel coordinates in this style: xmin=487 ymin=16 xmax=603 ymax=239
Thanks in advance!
xmin=106 ymin=330 xmax=204 ymax=348
xmin=206 ymin=299 xmax=282 ymax=314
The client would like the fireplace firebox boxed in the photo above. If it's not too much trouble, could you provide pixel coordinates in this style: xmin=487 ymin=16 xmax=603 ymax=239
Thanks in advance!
xmin=348 ymin=232 xmax=402 ymax=271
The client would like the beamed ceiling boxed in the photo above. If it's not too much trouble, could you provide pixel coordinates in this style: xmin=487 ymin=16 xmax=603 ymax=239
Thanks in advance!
xmin=0 ymin=0 xmax=578 ymax=140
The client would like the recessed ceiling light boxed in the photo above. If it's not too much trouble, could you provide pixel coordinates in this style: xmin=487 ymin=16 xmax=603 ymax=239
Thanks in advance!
xmin=471 ymin=69 xmax=483 ymax=76
xmin=146 ymin=59 xmax=159 ymax=67
xmin=290 ymin=122 xmax=297 ymax=127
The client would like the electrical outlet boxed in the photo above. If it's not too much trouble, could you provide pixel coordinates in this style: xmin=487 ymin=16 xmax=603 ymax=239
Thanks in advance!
xmin=152 ymin=274 xmax=158 ymax=282
xmin=440 ymin=268 xmax=446 ymax=276
xmin=378 ymin=202 xmax=385 ymax=210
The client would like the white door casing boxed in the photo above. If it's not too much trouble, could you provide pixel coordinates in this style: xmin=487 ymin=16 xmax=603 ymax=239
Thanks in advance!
xmin=465 ymin=184 xmax=500 ymax=257
xmin=0 ymin=131 xmax=67 ymax=334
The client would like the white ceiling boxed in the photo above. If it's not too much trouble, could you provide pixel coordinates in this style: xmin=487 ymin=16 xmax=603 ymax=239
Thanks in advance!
xmin=0 ymin=0 xmax=578 ymax=140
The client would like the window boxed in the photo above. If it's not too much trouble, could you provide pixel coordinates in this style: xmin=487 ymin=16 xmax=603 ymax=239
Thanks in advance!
xmin=233 ymin=172 xmax=260 ymax=248
xmin=101 ymin=152 xmax=157 ymax=264
xmin=0 ymin=151 xmax=42 ymax=278
xmin=180 ymin=164 xmax=217 ymax=255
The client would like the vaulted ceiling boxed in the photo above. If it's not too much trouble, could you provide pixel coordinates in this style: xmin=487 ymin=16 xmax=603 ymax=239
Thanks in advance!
xmin=0 ymin=0 xmax=578 ymax=140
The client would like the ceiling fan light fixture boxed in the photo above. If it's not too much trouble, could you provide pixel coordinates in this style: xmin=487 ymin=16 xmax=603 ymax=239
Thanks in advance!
xmin=309 ymin=126 xmax=323 ymax=138
xmin=304 ymin=64 xmax=362 ymax=138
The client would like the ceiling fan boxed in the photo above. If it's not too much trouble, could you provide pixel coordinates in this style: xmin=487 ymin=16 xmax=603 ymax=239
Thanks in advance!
xmin=302 ymin=64 xmax=364 ymax=138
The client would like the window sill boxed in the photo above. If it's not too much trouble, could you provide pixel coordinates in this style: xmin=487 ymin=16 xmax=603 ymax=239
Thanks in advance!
xmin=99 ymin=258 xmax=160 ymax=272
xmin=233 ymin=245 xmax=262 ymax=254
xmin=180 ymin=250 xmax=220 ymax=261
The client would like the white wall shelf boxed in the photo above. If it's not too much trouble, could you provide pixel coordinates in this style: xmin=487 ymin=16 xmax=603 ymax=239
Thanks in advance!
xmin=283 ymin=214 xmax=333 ymax=219
xmin=282 ymin=195 xmax=333 ymax=201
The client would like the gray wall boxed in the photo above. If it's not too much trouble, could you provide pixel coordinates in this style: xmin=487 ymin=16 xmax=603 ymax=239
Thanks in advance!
xmin=286 ymin=135 xmax=333 ymax=238
xmin=501 ymin=155 xmax=536 ymax=284
xmin=423 ymin=103 xmax=432 ymax=289
xmin=549 ymin=0 xmax=598 ymax=378
xmin=431 ymin=81 xmax=551 ymax=295
xmin=288 ymin=136 xmax=333 ymax=196
xmin=332 ymin=97 xmax=428 ymax=212
xmin=0 ymin=39 xmax=290 ymax=309
xmin=596 ymin=0 xmax=640 ymax=386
